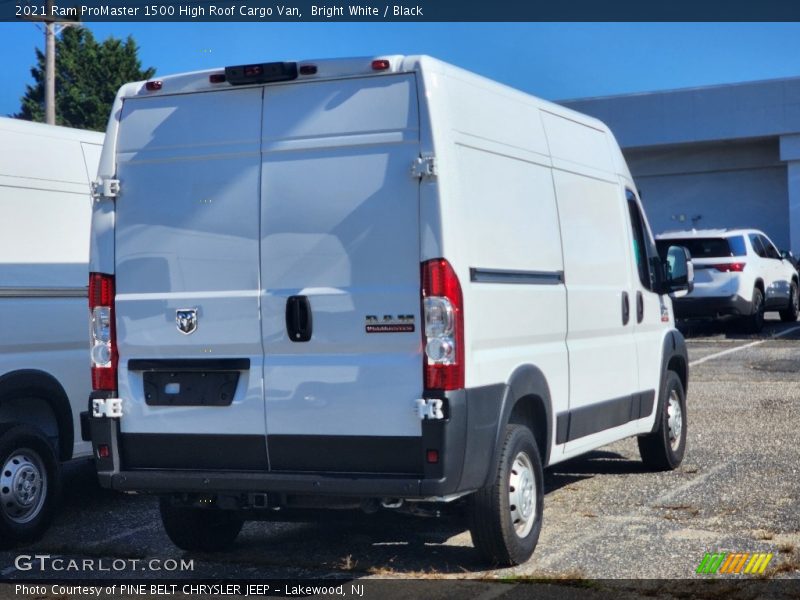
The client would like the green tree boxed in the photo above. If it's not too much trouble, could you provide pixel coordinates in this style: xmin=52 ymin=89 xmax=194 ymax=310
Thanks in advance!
xmin=15 ymin=27 xmax=155 ymax=131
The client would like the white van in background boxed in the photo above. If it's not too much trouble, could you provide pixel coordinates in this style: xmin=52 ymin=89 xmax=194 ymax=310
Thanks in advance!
xmin=0 ymin=117 xmax=102 ymax=547
xmin=87 ymin=56 xmax=693 ymax=565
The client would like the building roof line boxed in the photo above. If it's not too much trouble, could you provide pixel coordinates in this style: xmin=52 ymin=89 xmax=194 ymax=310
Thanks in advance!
xmin=560 ymin=74 xmax=800 ymax=104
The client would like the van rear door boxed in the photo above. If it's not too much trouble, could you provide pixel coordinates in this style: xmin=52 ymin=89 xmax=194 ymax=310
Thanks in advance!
xmin=259 ymin=75 xmax=424 ymax=474
xmin=114 ymin=88 xmax=267 ymax=470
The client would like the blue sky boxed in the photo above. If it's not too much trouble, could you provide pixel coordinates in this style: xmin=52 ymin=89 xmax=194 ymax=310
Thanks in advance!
xmin=3 ymin=22 xmax=800 ymax=118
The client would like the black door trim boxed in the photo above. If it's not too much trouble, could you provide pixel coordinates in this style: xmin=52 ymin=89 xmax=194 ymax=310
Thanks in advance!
xmin=555 ymin=390 xmax=655 ymax=444
xmin=470 ymin=268 xmax=564 ymax=285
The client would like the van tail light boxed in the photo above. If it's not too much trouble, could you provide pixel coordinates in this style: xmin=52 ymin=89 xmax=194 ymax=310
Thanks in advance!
xmin=421 ymin=259 xmax=464 ymax=390
xmin=712 ymin=263 xmax=746 ymax=272
xmin=89 ymin=273 xmax=117 ymax=391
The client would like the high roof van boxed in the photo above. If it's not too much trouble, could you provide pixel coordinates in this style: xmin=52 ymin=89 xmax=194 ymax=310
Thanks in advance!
xmin=87 ymin=56 xmax=693 ymax=565
xmin=0 ymin=117 xmax=103 ymax=547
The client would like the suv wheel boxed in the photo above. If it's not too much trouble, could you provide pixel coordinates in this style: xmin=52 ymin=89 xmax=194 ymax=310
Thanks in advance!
xmin=159 ymin=497 xmax=243 ymax=552
xmin=638 ymin=371 xmax=687 ymax=471
xmin=0 ymin=424 xmax=61 ymax=549
xmin=744 ymin=287 xmax=765 ymax=333
xmin=467 ymin=425 xmax=543 ymax=566
xmin=779 ymin=282 xmax=799 ymax=323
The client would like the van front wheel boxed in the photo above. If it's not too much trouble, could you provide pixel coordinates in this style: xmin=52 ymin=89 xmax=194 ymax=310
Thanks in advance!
xmin=159 ymin=497 xmax=243 ymax=552
xmin=468 ymin=425 xmax=543 ymax=566
xmin=638 ymin=371 xmax=687 ymax=471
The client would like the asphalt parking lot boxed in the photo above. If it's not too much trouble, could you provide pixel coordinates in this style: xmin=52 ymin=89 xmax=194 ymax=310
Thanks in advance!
xmin=1 ymin=316 xmax=799 ymax=588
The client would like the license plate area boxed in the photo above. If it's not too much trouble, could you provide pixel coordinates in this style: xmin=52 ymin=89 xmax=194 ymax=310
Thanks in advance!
xmin=129 ymin=359 xmax=250 ymax=407
xmin=143 ymin=371 xmax=240 ymax=407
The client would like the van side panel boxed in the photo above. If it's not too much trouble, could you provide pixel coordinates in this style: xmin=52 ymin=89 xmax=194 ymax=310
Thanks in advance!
xmin=453 ymin=143 xmax=567 ymax=396
xmin=428 ymin=69 xmax=569 ymax=466
xmin=0 ymin=122 xmax=101 ymax=459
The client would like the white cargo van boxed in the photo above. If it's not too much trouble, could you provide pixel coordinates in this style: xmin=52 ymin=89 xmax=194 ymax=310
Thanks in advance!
xmin=87 ymin=56 xmax=693 ymax=565
xmin=0 ymin=117 xmax=102 ymax=547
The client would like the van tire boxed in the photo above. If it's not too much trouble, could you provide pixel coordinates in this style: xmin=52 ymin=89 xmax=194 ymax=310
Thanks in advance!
xmin=744 ymin=288 xmax=765 ymax=333
xmin=159 ymin=497 xmax=243 ymax=552
xmin=467 ymin=425 xmax=543 ymax=566
xmin=638 ymin=371 xmax=687 ymax=471
xmin=779 ymin=282 xmax=799 ymax=322
xmin=0 ymin=424 xmax=61 ymax=549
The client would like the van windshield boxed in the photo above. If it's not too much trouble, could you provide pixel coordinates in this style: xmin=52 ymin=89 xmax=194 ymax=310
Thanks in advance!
xmin=656 ymin=236 xmax=746 ymax=259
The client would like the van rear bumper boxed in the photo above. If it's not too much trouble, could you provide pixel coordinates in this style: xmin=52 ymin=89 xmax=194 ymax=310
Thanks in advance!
xmin=89 ymin=384 xmax=508 ymax=499
xmin=100 ymin=469 xmax=448 ymax=498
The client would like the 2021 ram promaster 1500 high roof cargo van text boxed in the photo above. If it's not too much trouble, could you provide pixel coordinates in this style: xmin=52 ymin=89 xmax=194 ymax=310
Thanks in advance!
xmin=85 ymin=56 xmax=694 ymax=565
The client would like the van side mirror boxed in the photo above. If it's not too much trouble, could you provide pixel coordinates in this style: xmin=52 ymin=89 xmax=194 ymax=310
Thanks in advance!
xmin=665 ymin=245 xmax=693 ymax=298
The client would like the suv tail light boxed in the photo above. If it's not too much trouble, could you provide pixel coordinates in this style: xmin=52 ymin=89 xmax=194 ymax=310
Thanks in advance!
xmin=712 ymin=263 xmax=746 ymax=272
xmin=89 ymin=273 xmax=117 ymax=391
xmin=422 ymin=259 xmax=464 ymax=390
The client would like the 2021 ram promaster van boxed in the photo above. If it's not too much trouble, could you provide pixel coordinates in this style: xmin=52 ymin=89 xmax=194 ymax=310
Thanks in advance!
xmin=0 ymin=117 xmax=102 ymax=547
xmin=86 ymin=56 xmax=693 ymax=565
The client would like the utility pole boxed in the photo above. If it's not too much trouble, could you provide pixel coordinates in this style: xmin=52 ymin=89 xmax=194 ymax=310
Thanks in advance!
xmin=45 ymin=6 xmax=55 ymax=124
xmin=19 ymin=0 xmax=79 ymax=125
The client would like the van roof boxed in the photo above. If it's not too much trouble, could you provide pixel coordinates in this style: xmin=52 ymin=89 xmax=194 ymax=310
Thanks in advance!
xmin=0 ymin=116 xmax=104 ymax=144
xmin=113 ymin=54 xmax=612 ymax=135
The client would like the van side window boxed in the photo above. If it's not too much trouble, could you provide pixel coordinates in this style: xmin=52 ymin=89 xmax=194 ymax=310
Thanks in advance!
xmin=626 ymin=190 xmax=653 ymax=290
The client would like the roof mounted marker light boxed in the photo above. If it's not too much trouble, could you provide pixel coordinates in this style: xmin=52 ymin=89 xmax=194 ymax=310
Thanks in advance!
xmin=299 ymin=64 xmax=318 ymax=76
xmin=225 ymin=62 xmax=298 ymax=85
xmin=145 ymin=80 xmax=163 ymax=91
xmin=371 ymin=59 xmax=390 ymax=71
xmin=209 ymin=73 xmax=226 ymax=83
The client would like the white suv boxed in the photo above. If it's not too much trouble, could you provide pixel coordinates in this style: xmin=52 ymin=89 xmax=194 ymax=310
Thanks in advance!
xmin=656 ymin=229 xmax=799 ymax=332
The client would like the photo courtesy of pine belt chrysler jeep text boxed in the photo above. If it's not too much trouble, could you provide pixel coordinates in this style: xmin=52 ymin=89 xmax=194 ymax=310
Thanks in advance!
xmin=84 ymin=55 xmax=694 ymax=566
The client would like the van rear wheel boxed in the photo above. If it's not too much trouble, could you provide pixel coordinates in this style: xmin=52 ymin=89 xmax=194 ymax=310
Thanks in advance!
xmin=638 ymin=371 xmax=687 ymax=471
xmin=467 ymin=425 xmax=543 ymax=566
xmin=0 ymin=424 xmax=60 ymax=549
xmin=159 ymin=497 xmax=243 ymax=552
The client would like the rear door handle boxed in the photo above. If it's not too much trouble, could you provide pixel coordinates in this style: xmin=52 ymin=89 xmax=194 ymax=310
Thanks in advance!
xmin=636 ymin=291 xmax=644 ymax=323
xmin=622 ymin=291 xmax=630 ymax=326
xmin=286 ymin=295 xmax=313 ymax=342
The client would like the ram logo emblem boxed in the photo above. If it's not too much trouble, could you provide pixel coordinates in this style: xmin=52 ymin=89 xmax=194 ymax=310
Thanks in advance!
xmin=176 ymin=308 xmax=198 ymax=335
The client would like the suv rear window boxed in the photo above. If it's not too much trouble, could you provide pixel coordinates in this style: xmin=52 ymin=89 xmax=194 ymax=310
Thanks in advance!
xmin=656 ymin=236 xmax=746 ymax=258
